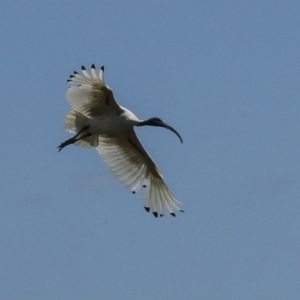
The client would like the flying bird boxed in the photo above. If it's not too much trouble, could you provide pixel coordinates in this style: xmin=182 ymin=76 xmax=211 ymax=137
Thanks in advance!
xmin=58 ymin=65 xmax=183 ymax=217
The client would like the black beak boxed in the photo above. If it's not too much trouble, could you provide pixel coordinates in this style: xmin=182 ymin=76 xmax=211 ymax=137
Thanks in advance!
xmin=159 ymin=122 xmax=183 ymax=143
xmin=137 ymin=118 xmax=183 ymax=143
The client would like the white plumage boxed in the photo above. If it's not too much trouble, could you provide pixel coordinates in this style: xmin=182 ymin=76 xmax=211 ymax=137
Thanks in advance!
xmin=59 ymin=65 xmax=183 ymax=217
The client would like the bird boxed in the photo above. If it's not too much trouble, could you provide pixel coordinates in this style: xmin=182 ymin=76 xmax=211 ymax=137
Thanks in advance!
xmin=58 ymin=64 xmax=183 ymax=217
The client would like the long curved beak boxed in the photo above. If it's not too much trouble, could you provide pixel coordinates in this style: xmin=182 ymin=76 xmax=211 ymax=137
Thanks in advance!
xmin=160 ymin=122 xmax=183 ymax=143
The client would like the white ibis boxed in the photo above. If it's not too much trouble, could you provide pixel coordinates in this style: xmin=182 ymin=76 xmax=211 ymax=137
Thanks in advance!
xmin=58 ymin=65 xmax=183 ymax=217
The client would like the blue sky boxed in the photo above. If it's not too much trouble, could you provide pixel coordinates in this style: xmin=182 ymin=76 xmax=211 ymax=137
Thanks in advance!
xmin=1 ymin=1 xmax=300 ymax=299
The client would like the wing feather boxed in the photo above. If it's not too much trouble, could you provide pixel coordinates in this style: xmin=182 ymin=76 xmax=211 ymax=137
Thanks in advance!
xmin=96 ymin=129 xmax=182 ymax=216
xmin=81 ymin=66 xmax=92 ymax=78
xmin=67 ymin=65 xmax=123 ymax=117
xmin=91 ymin=65 xmax=98 ymax=79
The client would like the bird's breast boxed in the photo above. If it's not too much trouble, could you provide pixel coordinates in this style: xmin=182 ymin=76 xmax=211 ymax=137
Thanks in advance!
xmin=89 ymin=114 xmax=137 ymax=136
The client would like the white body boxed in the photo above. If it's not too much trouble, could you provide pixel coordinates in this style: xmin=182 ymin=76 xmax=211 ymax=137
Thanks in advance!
xmin=89 ymin=107 xmax=140 ymax=136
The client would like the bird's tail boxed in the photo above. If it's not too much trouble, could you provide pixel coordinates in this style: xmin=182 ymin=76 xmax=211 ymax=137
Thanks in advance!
xmin=65 ymin=110 xmax=88 ymax=132
xmin=65 ymin=110 xmax=99 ymax=147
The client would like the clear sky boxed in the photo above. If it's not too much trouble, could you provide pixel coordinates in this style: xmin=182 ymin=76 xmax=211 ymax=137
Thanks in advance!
xmin=1 ymin=1 xmax=300 ymax=299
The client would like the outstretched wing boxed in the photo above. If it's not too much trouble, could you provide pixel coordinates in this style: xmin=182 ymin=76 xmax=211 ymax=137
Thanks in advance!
xmin=96 ymin=129 xmax=183 ymax=217
xmin=67 ymin=65 xmax=123 ymax=117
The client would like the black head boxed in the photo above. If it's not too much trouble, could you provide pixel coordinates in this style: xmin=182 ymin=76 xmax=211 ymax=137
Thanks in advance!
xmin=143 ymin=117 xmax=164 ymax=126
xmin=137 ymin=117 xmax=183 ymax=143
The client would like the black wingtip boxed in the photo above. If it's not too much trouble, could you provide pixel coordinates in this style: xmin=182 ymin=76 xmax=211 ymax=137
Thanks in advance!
xmin=144 ymin=207 xmax=150 ymax=212
xmin=142 ymin=185 xmax=147 ymax=188
xmin=100 ymin=66 xmax=104 ymax=71
xmin=91 ymin=64 xmax=95 ymax=69
xmin=70 ymin=75 xmax=74 ymax=78
xmin=170 ymin=213 xmax=176 ymax=217
xmin=153 ymin=212 xmax=158 ymax=218
xmin=160 ymin=214 xmax=163 ymax=217
xmin=132 ymin=191 xmax=136 ymax=194
xmin=180 ymin=210 xmax=184 ymax=213
xmin=74 ymin=71 xmax=78 ymax=74
xmin=67 ymin=79 xmax=71 ymax=82
xmin=81 ymin=65 xmax=86 ymax=70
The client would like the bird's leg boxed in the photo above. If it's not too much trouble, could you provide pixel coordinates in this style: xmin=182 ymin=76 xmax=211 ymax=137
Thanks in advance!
xmin=57 ymin=137 xmax=76 ymax=151
xmin=57 ymin=133 xmax=92 ymax=152
xmin=57 ymin=125 xmax=90 ymax=152
xmin=72 ymin=125 xmax=89 ymax=139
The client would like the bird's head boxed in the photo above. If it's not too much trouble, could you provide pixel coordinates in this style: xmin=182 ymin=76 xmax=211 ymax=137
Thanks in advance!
xmin=137 ymin=117 xmax=183 ymax=143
